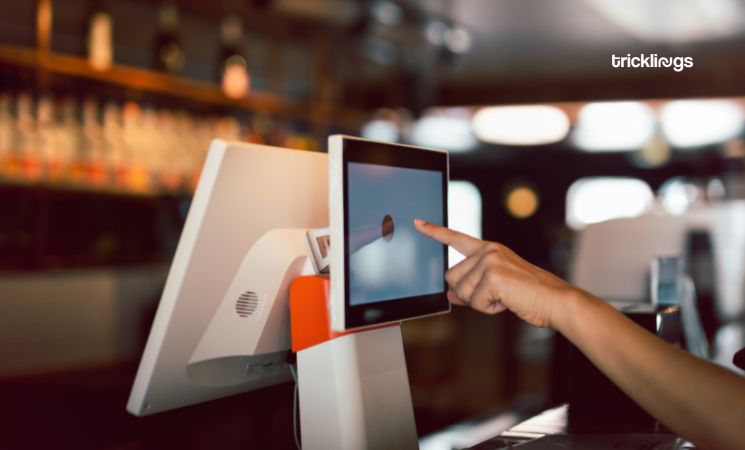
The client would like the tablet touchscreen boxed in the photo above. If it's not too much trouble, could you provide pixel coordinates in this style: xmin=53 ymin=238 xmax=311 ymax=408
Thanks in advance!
xmin=347 ymin=162 xmax=444 ymax=305
xmin=329 ymin=135 xmax=450 ymax=330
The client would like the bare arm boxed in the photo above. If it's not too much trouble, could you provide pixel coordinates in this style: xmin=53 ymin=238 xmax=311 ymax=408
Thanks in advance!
xmin=559 ymin=291 xmax=745 ymax=449
xmin=415 ymin=219 xmax=745 ymax=449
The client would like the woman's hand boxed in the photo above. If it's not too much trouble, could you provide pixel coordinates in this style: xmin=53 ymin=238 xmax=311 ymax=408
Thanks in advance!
xmin=416 ymin=220 xmax=745 ymax=450
xmin=414 ymin=219 xmax=579 ymax=329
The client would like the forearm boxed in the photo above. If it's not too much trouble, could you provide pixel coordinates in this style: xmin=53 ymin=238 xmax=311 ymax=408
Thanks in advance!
xmin=554 ymin=291 xmax=745 ymax=449
xmin=412 ymin=220 xmax=745 ymax=447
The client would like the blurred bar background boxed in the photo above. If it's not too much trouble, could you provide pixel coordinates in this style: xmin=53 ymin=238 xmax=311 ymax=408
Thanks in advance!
xmin=1 ymin=1 xmax=745 ymax=449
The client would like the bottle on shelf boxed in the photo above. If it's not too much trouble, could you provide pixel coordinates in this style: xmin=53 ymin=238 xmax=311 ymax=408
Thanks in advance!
xmin=155 ymin=109 xmax=183 ymax=192
xmin=56 ymin=97 xmax=83 ymax=186
xmin=218 ymin=13 xmax=250 ymax=99
xmin=0 ymin=86 xmax=316 ymax=194
xmin=87 ymin=121 xmax=109 ymax=189
xmin=85 ymin=0 xmax=114 ymax=71
xmin=121 ymin=101 xmax=153 ymax=194
xmin=102 ymin=101 xmax=129 ymax=191
xmin=78 ymin=97 xmax=106 ymax=188
xmin=140 ymin=106 xmax=161 ymax=193
xmin=184 ymin=111 xmax=211 ymax=191
xmin=173 ymin=110 xmax=197 ymax=190
xmin=0 ymin=92 xmax=14 ymax=180
xmin=16 ymin=93 xmax=42 ymax=183
xmin=36 ymin=96 xmax=61 ymax=183
xmin=153 ymin=1 xmax=185 ymax=74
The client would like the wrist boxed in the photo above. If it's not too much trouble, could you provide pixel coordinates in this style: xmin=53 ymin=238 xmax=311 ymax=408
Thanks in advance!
xmin=549 ymin=287 xmax=594 ymax=335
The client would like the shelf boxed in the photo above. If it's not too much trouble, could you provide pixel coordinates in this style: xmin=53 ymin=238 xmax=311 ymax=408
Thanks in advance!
xmin=0 ymin=182 xmax=184 ymax=270
xmin=0 ymin=45 xmax=364 ymax=128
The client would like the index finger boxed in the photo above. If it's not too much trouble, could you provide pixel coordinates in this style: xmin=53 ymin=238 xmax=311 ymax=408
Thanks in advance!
xmin=414 ymin=219 xmax=483 ymax=256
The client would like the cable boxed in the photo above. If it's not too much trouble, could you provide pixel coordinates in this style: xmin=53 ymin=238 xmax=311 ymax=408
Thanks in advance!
xmin=288 ymin=363 xmax=301 ymax=450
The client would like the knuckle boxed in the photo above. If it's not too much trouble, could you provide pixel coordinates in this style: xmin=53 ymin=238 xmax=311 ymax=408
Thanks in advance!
xmin=481 ymin=251 xmax=500 ymax=266
xmin=445 ymin=270 xmax=457 ymax=285
xmin=485 ymin=268 xmax=501 ymax=283
xmin=479 ymin=242 xmax=495 ymax=253
xmin=480 ymin=242 xmax=494 ymax=253
xmin=454 ymin=279 xmax=471 ymax=297
xmin=446 ymin=290 xmax=458 ymax=304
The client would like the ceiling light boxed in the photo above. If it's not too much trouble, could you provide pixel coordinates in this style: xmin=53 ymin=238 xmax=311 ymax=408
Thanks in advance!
xmin=371 ymin=1 xmax=402 ymax=26
xmin=444 ymin=27 xmax=471 ymax=54
xmin=573 ymin=102 xmax=655 ymax=152
xmin=661 ymin=100 xmax=744 ymax=148
xmin=362 ymin=119 xmax=399 ymax=142
xmin=409 ymin=112 xmax=476 ymax=153
xmin=362 ymin=37 xmax=396 ymax=65
xmin=425 ymin=20 xmax=448 ymax=46
xmin=658 ymin=177 xmax=699 ymax=215
xmin=581 ymin=0 xmax=745 ymax=42
xmin=472 ymin=105 xmax=570 ymax=146
xmin=566 ymin=177 xmax=654 ymax=229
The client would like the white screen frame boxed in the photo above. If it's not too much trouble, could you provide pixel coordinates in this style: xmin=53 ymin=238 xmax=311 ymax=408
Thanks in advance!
xmin=329 ymin=135 xmax=451 ymax=331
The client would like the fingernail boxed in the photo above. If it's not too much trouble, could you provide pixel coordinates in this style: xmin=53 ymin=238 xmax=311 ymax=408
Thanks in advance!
xmin=414 ymin=219 xmax=426 ymax=226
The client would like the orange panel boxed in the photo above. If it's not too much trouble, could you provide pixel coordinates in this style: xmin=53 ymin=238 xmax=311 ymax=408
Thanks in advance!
xmin=289 ymin=275 xmax=391 ymax=352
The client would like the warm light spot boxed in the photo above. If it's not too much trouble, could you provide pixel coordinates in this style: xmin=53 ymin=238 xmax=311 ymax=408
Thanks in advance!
xmin=222 ymin=56 xmax=250 ymax=99
xmin=633 ymin=134 xmax=671 ymax=168
xmin=506 ymin=185 xmax=539 ymax=219
xmin=88 ymin=12 xmax=113 ymax=71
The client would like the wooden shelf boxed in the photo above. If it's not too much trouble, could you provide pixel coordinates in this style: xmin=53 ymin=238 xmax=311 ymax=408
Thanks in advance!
xmin=0 ymin=45 xmax=364 ymax=128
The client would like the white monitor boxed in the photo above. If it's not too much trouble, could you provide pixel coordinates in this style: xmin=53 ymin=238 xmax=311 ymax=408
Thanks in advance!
xmin=328 ymin=135 xmax=451 ymax=331
xmin=127 ymin=140 xmax=328 ymax=416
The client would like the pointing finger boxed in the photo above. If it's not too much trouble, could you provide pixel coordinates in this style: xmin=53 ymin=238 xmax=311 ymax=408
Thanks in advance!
xmin=414 ymin=219 xmax=483 ymax=257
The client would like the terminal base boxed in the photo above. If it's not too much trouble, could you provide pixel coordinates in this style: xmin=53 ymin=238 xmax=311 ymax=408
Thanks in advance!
xmin=290 ymin=275 xmax=418 ymax=450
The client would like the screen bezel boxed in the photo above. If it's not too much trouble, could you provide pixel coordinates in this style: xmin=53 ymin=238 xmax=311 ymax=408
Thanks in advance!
xmin=341 ymin=136 xmax=450 ymax=329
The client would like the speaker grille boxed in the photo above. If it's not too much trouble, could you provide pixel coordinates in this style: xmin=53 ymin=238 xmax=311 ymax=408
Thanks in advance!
xmin=235 ymin=291 xmax=260 ymax=318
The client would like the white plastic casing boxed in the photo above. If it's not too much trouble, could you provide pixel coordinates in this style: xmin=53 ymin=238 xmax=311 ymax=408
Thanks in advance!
xmin=127 ymin=140 xmax=328 ymax=416
xmin=328 ymin=135 xmax=451 ymax=332
xmin=329 ymin=135 xmax=346 ymax=331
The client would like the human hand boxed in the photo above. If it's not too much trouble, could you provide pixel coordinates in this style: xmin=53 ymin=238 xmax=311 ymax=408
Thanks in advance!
xmin=414 ymin=219 xmax=579 ymax=328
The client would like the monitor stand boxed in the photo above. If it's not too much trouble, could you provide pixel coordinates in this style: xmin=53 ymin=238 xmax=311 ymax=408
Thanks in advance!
xmin=189 ymin=229 xmax=317 ymax=366
xmin=290 ymin=275 xmax=419 ymax=449
xmin=184 ymin=230 xmax=418 ymax=448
